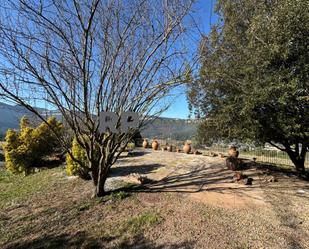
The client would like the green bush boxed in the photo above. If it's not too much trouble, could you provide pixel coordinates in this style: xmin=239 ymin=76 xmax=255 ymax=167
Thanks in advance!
xmin=3 ymin=116 xmax=63 ymax=175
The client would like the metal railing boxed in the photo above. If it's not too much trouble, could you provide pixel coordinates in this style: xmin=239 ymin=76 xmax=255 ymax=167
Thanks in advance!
xmin=148 ymin=139 xmax=309 ymax=168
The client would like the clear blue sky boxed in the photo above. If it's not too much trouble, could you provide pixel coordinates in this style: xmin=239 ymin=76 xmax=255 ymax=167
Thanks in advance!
xmin=0 ymin=0 xmax=218 ymax=119
xmin=161 ymin=0 xmax=218 ymax=119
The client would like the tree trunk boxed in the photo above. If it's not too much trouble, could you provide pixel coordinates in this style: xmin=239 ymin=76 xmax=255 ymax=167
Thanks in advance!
xmin=93 ymin=173 xmax=107 ymax=197
xmin=286 ymin=145 xmax=306 ymax=172
xmin=91 ymin=159 xmax=110 ymax=198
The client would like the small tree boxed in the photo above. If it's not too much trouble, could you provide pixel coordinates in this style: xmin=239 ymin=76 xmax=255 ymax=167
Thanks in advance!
xmin=0 ymin=0 xmax=195 ymax=196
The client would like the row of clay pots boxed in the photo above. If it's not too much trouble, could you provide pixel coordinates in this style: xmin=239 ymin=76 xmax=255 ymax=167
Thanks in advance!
xmin=143 ymin=139 xmax=239 ymax=157
xmin=143 ymin=139 xmax=192 ymax=154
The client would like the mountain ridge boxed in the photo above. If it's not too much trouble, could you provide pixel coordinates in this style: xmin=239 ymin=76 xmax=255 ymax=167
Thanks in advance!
xmin=0 ymin=102 xmax=197 ymax=140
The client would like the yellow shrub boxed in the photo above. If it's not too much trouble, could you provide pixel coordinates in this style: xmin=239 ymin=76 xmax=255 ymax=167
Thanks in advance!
xmin=66 ymin=136 xmax=100 ymax=179
xmin=66 ymin=137 xmax=88 ymax=176
xmin=3 ymin=116 xmax=63 ymax=175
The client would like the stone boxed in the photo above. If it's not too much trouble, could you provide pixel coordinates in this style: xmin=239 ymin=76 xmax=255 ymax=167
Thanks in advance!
xmin=296 ymin=189 xmax=306 ymax=194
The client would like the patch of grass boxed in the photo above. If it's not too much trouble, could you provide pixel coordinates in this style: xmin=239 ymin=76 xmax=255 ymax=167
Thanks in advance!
xmin=0 ymin=219 xmax=37 ymax=243
xmin=97 ymin=211 xmax=163 ymax=241
xmin=200 ymin=210 xmax=209 ymax=220
xmin=121 ymin=182 xmax=139 ymax=190
xmin=121 ymin=212 xmax=163 ymax=235
xmin=76 ymin=201 xmax=92 ymax=212
xmin=0 ymin=166 xmax=66 ymax=209
xmin=102 ymin=191 xmax=131 ymax=202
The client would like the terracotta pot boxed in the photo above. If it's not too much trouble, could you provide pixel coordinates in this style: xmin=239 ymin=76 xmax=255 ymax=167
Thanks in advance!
xmin=183 ymin=143 xmax=191 ymax=154
xmin=152 ymin=140 xmax=159 ymax=150
xmin=142 ymin=139 xmax=149 ymax=149
xmin=228 ymin=146 xmax=239 ymax=158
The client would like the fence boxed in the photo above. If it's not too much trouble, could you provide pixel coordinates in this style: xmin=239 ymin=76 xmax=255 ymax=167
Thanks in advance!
xmin=151 ymin=139 xmax=309 ymax=168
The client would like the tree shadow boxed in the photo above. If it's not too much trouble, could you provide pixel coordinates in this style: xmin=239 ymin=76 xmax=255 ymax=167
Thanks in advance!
xmin=110 ymin=158 xmax=309 ymax=204
xmin=109 ymin=163 xmax=162 ymax=177
xmin=118 ymin=151 xmax=151 ymax=159
xmin=129 ymin=151 xmax=151 ymax=157
xmin=112 ymin=161 xmax=309 ymax=204
xmin=3 ymin=231 xmax=100 ymax=249
xmin=254 ymin=162 xmax=309 ymax=181
xmin=114 ymin=165 xmax=241 ymax=194
xmin=34 ymin=158 xmax=63 ymax=169
xmin=3 ymin=231 xmax=195 ymax=249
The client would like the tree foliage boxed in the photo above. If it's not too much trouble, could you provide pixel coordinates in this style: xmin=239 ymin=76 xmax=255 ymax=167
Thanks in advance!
xmin=3 ymin=116 xmax=63 ymax=175
xmin=188 ymin=0 xmax=309 ymax=171
xmin=66 ymin=136 xmax=98 ymax=179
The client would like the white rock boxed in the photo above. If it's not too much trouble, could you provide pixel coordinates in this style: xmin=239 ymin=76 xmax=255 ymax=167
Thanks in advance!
xmin=67 ymin=176 xmax=78 ymax=180
xmin=296 ymin=189 xmax=306 ymax=194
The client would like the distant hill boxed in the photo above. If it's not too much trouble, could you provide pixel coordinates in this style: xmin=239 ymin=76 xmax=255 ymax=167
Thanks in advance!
xmin=0 ymin=102 xmax=57 ymax=137
xmin=0 ymin=102 xmax=197 ymax=140
xmin=0 ymin=102 xmax=33 ymax=135
xmin=140 ymin=117 xmax=198 ymax=140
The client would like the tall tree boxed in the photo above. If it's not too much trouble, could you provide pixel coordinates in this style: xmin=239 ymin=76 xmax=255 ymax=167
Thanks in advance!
xmin=0 ymin=0 xmax=194 ymax=197
xmin=188 ymin=0 xmax=309 ymax=171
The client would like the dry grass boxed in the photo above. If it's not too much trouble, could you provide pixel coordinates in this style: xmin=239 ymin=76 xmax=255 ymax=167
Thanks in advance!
xmin=1 ymin=150 xmax=309 ymax=248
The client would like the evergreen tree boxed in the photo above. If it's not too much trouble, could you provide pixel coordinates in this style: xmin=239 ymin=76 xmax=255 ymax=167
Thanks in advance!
xmin=188 ymin=0 xmax=309 ymax=171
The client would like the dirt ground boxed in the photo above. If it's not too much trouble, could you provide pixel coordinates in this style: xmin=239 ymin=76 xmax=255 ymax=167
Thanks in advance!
xmin=1 ymin=149 xmax=309 ymax=248
xmin=112 ymin=149 xmax=309 ymax=208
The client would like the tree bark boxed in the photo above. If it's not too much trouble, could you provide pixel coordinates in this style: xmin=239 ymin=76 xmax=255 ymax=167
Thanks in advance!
xmin=286 ymin=144 xmax=306 ymax=172
xmin=91 ymin=158 xmax=111 ymax=198
xmin=94 ymin=173 xmax=107 ymax=197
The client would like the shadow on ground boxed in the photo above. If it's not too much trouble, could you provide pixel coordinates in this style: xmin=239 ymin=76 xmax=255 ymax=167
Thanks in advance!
xmin=112 ymin=161 xmax=309 ymax=205
xmin=118 ymin=151 xmax=151 ymax=159
xmin=255 ymin=162 xmax=309 ymax=181
xmin=109 ymin=163 xmax=162 ymax=177
xmin=4 ymin=231 xmax=195 ymax=249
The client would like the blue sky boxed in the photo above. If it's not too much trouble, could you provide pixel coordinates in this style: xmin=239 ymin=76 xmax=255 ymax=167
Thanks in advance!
xmin=161 ymin=0 xmax=218 ymax=119
xmin=0 ymin=0 xmax=219 ymax=119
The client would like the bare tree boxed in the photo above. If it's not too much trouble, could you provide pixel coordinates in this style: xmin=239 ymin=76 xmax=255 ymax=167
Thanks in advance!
xmin=0 ymin=0 xmax=194 ymax=197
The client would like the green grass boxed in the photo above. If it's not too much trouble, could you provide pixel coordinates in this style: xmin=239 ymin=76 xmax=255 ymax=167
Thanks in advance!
xmin=98 ymin=211 xmax=162 ymax=240
xmin=0 ymin=166 xmax=65 ymax=209
xmin=124 ymin=212 xmax=162 ymax=234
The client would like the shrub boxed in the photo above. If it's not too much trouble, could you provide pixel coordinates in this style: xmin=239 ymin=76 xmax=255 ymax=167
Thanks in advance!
xmin=3 ymin=116 xmax=63 ymax=175
xmin=66 ymin=137 xmax=88 ymax=176
xmin=66 ymin=136 xmax=98 ymax=179
xmin=126 ymin=142 xmax=135 ymax=151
